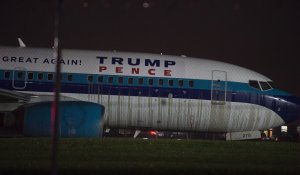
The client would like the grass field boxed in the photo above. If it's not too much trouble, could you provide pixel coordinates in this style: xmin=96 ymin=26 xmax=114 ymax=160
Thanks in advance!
xmin=0 ymin=138 xmax=299 ymax=175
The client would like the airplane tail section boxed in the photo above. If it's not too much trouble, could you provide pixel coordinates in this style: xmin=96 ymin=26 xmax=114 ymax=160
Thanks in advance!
xmin=17 ymin=38 xmax=26 ymax=48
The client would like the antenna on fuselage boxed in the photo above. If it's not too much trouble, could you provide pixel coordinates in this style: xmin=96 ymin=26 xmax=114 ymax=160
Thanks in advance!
xmin=17 ymin=38 xmax=26 ymax=48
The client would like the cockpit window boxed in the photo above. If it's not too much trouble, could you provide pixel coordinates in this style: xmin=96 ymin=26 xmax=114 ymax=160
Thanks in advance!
xmin=249 ymin=80 xmax=273 ymax=91
xmin=267 ymin=81 xmax=275 ymax=88
xmin=249 ymin=80 xmax=260 ymax=90
xmin=259 ymin=81 xmax=272 ymax=91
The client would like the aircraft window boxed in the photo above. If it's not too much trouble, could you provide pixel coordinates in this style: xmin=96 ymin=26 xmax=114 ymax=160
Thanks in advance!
xmin=17 ymin=72 xmax=24 ymax=80
xmin=138 ymin=78 xmax=144 ymax=85
xmin=48 ymin=73 xmax=53 ymax=81
xmin=168 ymin=79 xmax=173 ymax=87
xmin=128 ymin=77 xmax=133 ymax=85
xmin=38 ymin=73 xmax=43 ymax=80
xmin=178 ymin=80 xmax=184 ymax=87
xmin=189 ymin=80 xmax=194 ymax=87
xmin=4 ymin=71 xmax=11 ymax=79
xmin=158 ymin=79 xmax=164 ymax=86
xmin=28 ymin=72 xmax=34 ymax=80
xmin=118 ymin=77 xmax=123 ymax=84
xmin=148 ymin=79 xmax=153 ymax=86
xmin=249 ymin=80 xmax=260 ymax=90
xmin=88 ymin=75 xmax=93 ymax=83
xmin=67 ymin=74 xmax=73 ymax=81
xmin=267 ymin=81 xmax=275 ymax=88
xmin=98 ymin=76 xmax=103 ymax=83
xmin=108 ymin=76 xmax=113 ymax=84
xmin=259 ymin=81 xmax=272 ymax=91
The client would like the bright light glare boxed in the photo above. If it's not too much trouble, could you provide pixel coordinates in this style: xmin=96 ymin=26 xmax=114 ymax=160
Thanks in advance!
xmin=143 ymin=2 xmax=150 ymax=8
xmin=149 ymin=130 xmax=157 ymax=136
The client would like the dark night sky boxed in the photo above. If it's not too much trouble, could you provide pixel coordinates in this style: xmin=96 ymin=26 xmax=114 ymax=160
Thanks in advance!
xmin=0 ymin=0 xmax=299 ymax=97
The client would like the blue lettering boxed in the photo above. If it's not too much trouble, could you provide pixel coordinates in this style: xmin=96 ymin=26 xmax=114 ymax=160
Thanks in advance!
xmin=96 ymin=56 xmax=176 ymax=68
xmin=96 ymin=56 xmax=107 ymax=64
xmin=145 ymin=59 xmax=160 ymax=67
xmin=128 ymin=58 xmax=140 ymax=66
xmin=112 ymin=57 xmax=123 ymax=65
xmin=164 ymin=60 xmax=176 ymax=67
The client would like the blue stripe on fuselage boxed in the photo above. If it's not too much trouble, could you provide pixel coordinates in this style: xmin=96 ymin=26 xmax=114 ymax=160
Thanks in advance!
xmin=0 ymin=70 xmax=296 ymax=123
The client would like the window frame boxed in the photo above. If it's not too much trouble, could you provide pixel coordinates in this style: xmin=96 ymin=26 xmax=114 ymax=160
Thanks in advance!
xmin=37 ymin=72 xmax=43 ymax=80
xmin=148 ymin=78 xmax=153 ymax=86
xmin=108 ymin=76 xmax=113 ymax=84
xmin=67 ymin=74 xmax=73 ymax=82
xmin=178 ymin=79 xmax=184 ymax=87
xmin=138 ymin=78 xmax=144 ymax=85
xmin=249 ymin=80 xmax=261 ymax=90
xmin=168 ymin=79 xmax=174 ymax=87
xmin=87 ymin=75 xmax=93 ymax=83
xmin=27 ymin=72 xmax=34 ymax=80
xmin=259 ymin=81 xmax=272 ymax=91
xmin=47 ymin=73 xmax=54 ymax=81
xmin=128 ymin=77 xmax=133 ymax=85
xmin=4 ymin=71 xmax=11 ymax=79
xmin=189 ymin=80 xmax=194 ymax=88
xmin=98 ymin=75 xmax=103 ymax=83
xmin=118 ymin=76 xmax=124 ymax=84
xmin=17 ymin=71 xmax=24 ymax=80
xmin=158 ymin=79 xmax=164 ymax=86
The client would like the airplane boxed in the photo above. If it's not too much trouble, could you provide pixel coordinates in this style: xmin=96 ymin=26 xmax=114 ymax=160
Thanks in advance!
xmin=0 ymin=43 xmax=299 ymax=140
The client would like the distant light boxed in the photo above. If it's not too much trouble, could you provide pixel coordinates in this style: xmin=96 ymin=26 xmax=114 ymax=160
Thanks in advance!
xmin=234 ymin=3 xmax=240 ymax=10
xmin=143 ymin=2 xmax=150 ymax=8
xmin=281 ymin=126 xmax=288 ymax=133
xmin=149 ymin=130 xmax=157 ymax=136
xmin=82 ymin=2 xmax=89 ymax=8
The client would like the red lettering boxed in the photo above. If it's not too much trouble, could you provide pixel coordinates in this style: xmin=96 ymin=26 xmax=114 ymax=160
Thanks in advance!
xmin=132 ymin=68 xmax=140 ymax=74
xmin=164 ymin=70 xmax=172 ymax=76
xmin=116 ymin=67 xmax=123 ymax=73
xmin=99 ymin=66 xmax=107 ymax=72
xmin=148 ymin=69 xmax=155 ymax=75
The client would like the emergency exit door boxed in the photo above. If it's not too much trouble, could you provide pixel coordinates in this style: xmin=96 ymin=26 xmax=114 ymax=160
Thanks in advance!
xmin=211 ymin=70 xmax=227 ymax=104
xmin=12 ymin=67 xmax=27 ymax=90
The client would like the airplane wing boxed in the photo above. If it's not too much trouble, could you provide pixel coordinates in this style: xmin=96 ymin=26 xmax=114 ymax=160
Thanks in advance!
xmin=0 ymin=88 xmax=81 ymax=112
xmin=0 ymin=88 xmax=31 ymax=103
xmin=0 ymin=88 xmax=80 ymax=102
xmin=0 ymin=88 xmax=32 ymax=112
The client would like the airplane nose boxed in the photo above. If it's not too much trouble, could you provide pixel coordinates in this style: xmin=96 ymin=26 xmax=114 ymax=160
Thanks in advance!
xmin=282 ymin=96 xmax=300 ymax=123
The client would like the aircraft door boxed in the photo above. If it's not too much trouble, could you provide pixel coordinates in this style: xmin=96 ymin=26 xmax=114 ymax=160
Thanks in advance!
xmin=12 ymin=67 xmax=27 ymax=90
xmin=211 ymin=70 xmax=227 ymax=104
xmin=275 ymin=98 xmax=287 ymax=118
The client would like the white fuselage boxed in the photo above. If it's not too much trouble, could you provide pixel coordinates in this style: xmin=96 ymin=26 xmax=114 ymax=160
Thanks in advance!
xmin=0 ymin=47 xmax=289 ymax=132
